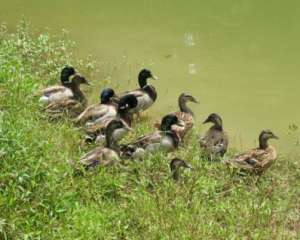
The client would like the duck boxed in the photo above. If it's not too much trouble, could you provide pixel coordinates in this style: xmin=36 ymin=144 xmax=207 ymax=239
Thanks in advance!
xmin=74 ymin=88 xmax=118 ymax=126
xmin=170 ymin=158 xmax=192 ymax=181
xmin=79 ymin=119 xmax=132 ymax=170
xmin=83 ymin=94 xmax=138 ymax=142
xmin=199 ymin=113 xmax=229 ymax=159
xmin=120 ymin=114 xmax=182 ymax=158
xmin=43 ymin=73 xmax=89 ymax=118
xmin=155 ymin=93 xmax=198 ymax=139
xmin=120 ymin=69 xmax=157 ymax=115
xmin=224 ymin=130 xmax=278 ymax=174
xmin=38 ymin=66 xmax=88 ymax=105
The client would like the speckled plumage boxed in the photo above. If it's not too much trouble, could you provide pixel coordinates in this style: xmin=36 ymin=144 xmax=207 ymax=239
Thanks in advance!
xmin=200 ymin=113 xmax=229 ymax=159
xmin=38 ymin=67 xmax=89 ymax=118
xmin=80 ymin=119 xmax=131 ymax=169
xmin=225 ymin=130 xmax=278 ymax=174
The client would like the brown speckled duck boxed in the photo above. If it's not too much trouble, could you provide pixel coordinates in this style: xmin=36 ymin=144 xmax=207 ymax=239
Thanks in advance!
xmin=199 ymin=113 xmax=229 ymax=159
xmin=225 ymin=130 xmax=278 ymax=174
xmin=79 ymin=119 xmax=132 ymax=170
xmin=38 ymin=66 xmax=88 ymax=105
xmin=40 ymin=66 xmax=89 ymax=118
xmin=155 ymin=93 xmax=198 ymax=139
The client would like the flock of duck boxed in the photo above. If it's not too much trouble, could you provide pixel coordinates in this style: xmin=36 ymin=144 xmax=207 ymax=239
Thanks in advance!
xmin=38 ymin=66 xmax=278 ymax=179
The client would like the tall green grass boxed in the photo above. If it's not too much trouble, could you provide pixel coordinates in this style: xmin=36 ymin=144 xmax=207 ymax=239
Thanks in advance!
xmin=0 ymin=20 xmax=299 ymax=239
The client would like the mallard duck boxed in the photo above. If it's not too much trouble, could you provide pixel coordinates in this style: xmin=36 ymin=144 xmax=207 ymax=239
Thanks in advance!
xmin=120 ymin=69 xmax=157 ymax=114
xmin=79 ymin=119 xmax=132 ymax=170
xmin=43 ymin=75 xmax=89 ymax=118
xmin=225 ymin=130 xmax=278 ymax=174
xmin=199 ymin=113 xmax=229 ymax=159
xmin=38 ymin=66 xmax=88 ymax=104
xmin=120 ymin=114 xmax=182 ymax=158
xmin=74 ymin=88 xmax=118 ymax=126
xmin=84 ymin=94 xmax=138 ymax=142
xmin=170 ymin=158 xmax=192 ymax=181
xmin=155 ymin=93 xmax=198 ymax=139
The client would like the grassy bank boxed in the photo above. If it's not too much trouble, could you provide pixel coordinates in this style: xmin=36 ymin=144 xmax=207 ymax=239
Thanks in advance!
xmin=0 ymin=21 xmax=299 ymax=239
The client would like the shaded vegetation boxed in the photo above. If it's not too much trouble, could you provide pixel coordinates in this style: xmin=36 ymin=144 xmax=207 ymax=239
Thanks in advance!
xmin=0 ymin=20 xmax=299 ymax=239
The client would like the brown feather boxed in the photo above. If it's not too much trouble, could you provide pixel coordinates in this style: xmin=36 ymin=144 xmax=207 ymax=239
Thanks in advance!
xmin=225 ymin=145 xmax=277 ymax=174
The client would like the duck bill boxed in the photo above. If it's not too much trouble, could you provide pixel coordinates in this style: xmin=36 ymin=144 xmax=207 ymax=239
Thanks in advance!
xmin=83 ymin=78 xmax=92 ymax=86
xmin=273 ymin=134 xmax=279 ymax=140
xmin=203 ymin=118 xmax=210 ymax=124
xmin=191 ymin=97 xmax=199 ymax=104
xmin=151 ymin=75 xmax=159 ymax=80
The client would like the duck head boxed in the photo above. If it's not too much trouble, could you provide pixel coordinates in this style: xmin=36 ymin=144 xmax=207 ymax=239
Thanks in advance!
xmin=61 ymin=66 xmax=90 ymax=87
xmin=160 ymin=114 xmax=182 ymax=132
xmin=118 ymin=94 xmax=138 ymax=112
xmin=170 ymin=158 xmax=192 ymax=180
xmin=61 ymin=66 xmax=75 ymax=86
xmin=179 ymin=93 xmax=198 ymax=104
xmin=71 ymin=73 xmax=89 ymax=86
xmin=100 ymin=88 xmax=116 ymax=104
xmin=138 ymin=69 xmax=158 ymax=88
xmin=178 ymin=93 xmax=198 ymax=115
xmin=203 ymin=113 xmax=223 ymax=130
xmin=105 ymin=119 xmax=132 ymax=149
xmin=259 ymin=129 xmax=279 ymax=149
xmin=117 ymin=94 xmax=138 ymax=125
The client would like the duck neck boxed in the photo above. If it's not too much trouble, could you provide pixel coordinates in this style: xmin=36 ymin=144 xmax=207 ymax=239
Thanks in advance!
xmin=179 ymin=99 xmax=193 ymax=115
xmin=138 ymin=75 xmax=148 ymax=88
xmin=172 ymin=169 xmax=180 ymax=181
xmin=70 ymin=84 xmax=85 ymax=103
xmin=106 ymin=134 xmax=119 ymax=151
xmin=117 ymin=109 xmax=132 ymax=126
xmin=143 ymin=85 xmax=157 ymax=101
xmin=259 ymin=137 xmax=269 ymax=149
xmin=212 ymin=123 xmax=223 ymax=131
xmin=101 ymin=98 xmax=109 ymax=104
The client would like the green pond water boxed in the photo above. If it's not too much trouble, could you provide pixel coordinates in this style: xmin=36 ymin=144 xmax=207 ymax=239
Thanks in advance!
xmin=1 ymin=0 xmax=300 ymax=154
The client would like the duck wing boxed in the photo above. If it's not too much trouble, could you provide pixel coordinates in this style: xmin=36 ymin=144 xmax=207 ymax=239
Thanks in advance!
xmin=226 ymin=148 xmax=275 ymax=172
xmin=84 ymin=117 xmax=113 ymax=135
xmin=174 ymin=112 xmax=194 ymax=128
xmin=129 ymin=131 xmax=162 ymax=148
xmin=173 ymin=111 xmax=194 ymax=138
xmin=200 ymin=129 xmax=229 ymax=157
xmin=75 ymin=104 xmax=116 ymax=125
xmin=80 ymin=147 xmax=119 ymax=170
xmin=120 ymin=89 xmax=153 ymax=113
xmin=37 ymin=85 xmax=66 ymax=96
xmin=118 ymin=88 xmax=142 ymax=98
xmin=38 ymin=86 xmax=73 ymax=104
xmin=44 ymin=98 xmax=84 ymax=117
xmin=74 ymin=104 xmax=98 ymax=124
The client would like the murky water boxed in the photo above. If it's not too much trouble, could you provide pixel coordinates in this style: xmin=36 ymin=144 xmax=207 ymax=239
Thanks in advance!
xmin=1 ymin=0 xmax=300 ymax=153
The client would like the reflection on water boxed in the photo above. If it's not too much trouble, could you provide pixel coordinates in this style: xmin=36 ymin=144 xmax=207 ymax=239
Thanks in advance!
xmin=184 ymin=32 xmax=195 ymax=47
xmin=1 ymin=0 xmax=300 ymax=154
xmin=188 ymin=64 xmax=197 ymax=75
